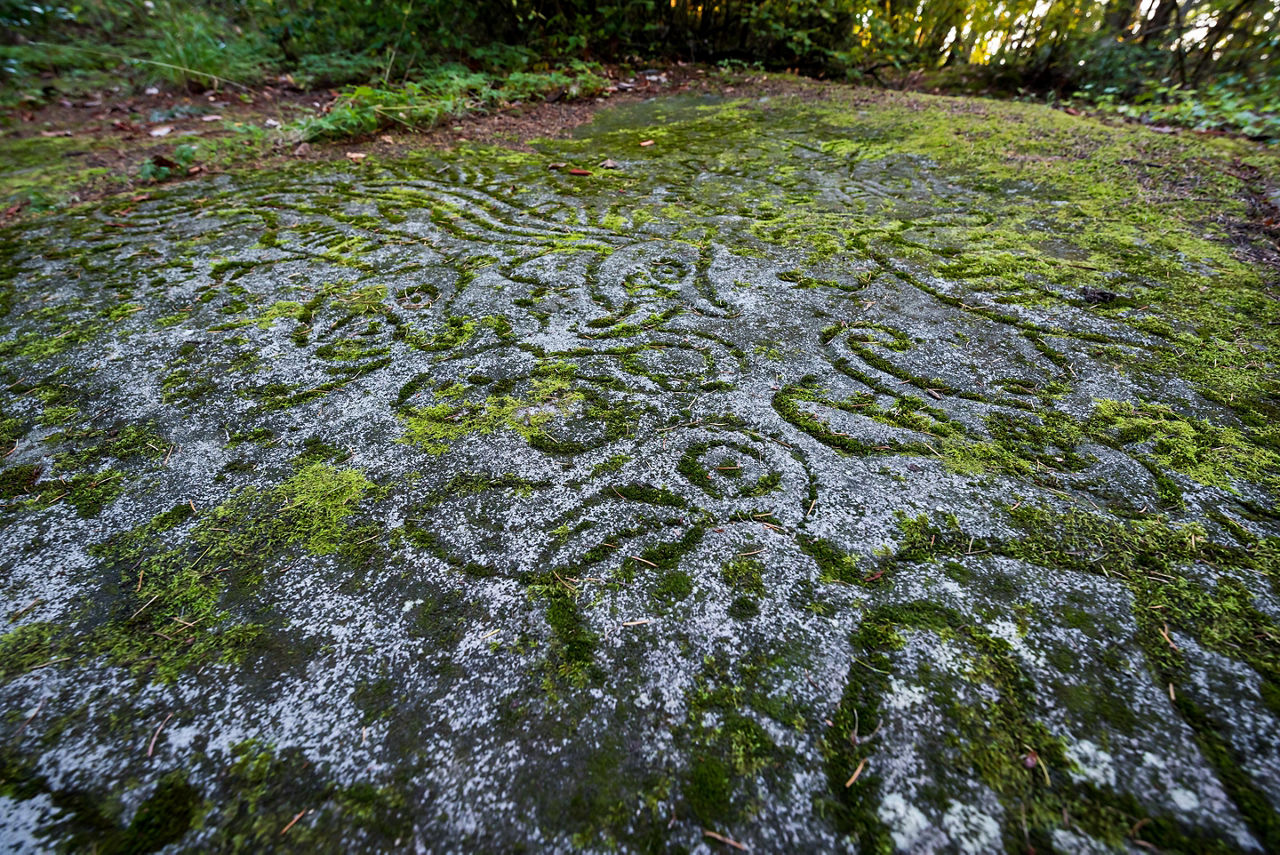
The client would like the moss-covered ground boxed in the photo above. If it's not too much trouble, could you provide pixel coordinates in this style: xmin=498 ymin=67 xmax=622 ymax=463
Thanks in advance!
xmin=0 ymin=85 xmax=1278 ymax=852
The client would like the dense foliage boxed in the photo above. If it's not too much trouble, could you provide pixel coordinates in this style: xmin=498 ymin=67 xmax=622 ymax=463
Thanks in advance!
xmin=4 ymin=0 xmax=1275 ymax=86
xmin=0 ymin=0 xmax=1276 ymax=136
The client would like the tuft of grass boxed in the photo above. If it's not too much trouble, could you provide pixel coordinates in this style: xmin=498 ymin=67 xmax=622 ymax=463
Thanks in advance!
xmin=141 ymin=2 xmax=277 ymax=90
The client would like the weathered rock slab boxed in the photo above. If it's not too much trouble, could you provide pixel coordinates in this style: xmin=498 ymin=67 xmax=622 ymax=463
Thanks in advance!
xmin=1 ymin=92 xmax=1278 ymax=852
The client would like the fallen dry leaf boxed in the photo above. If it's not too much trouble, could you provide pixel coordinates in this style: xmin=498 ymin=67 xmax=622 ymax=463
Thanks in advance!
xmin=39 ymin=130 xmax=72 ymax=138
xmin=379 ymin=135 xmax=394 ymax=144
xmin=547 ymin=162 xmax=567 ymax=170
xmin=599 ymin=159 xmax=619 ymax=169
xmin=567 ymin=168 xmax=591 ymax=176
xmin=639 ymin=139 xmax=655 ymax=147
xmin=345 ymin=152 xmax=367 ymax=163
xmin=129 ymin=193 xmax=152 ymax=203
xmin=201 ymin=114 xmax=222 ymax=122
xmin=149 ymin=126 xmax=172 ymax=137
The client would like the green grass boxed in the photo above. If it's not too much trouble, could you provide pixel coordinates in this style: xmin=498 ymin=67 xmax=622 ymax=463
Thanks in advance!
xmin=297 ymin=63 xmax=609 ymax=141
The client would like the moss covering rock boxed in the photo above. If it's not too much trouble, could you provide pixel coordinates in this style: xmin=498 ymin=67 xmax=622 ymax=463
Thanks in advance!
xmin=0 ymin=87 xmax=1277 ymax=851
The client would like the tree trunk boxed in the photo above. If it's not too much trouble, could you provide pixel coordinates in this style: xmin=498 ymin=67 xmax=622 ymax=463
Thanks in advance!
xmin=1191 ymin=0 xmax=1258 ymax=82
xmin=1104 ymin=0 xmax=1141 ymax=38
xmin=1140 ymin=0 xmax=1178 ymax=46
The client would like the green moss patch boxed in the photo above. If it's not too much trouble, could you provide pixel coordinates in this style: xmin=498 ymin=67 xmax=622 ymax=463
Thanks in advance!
xmin=66 ymin=464 xmax=379 ymax=682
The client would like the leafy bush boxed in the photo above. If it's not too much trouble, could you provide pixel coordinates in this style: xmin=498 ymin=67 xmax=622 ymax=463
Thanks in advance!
xmin=1075 ymin=75 xmax=1280 ymax=141
xmin=290 ymin=51 xmax=387 ymax=89
xmin=298 ymin=63 xmax=608 ymax=141
xmin=138 ymin=144 xmax=197 ymax=182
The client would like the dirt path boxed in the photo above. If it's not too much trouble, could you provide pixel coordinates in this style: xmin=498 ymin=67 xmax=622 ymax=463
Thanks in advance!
xmin=0 ymin=64 xmax=824 ymax=223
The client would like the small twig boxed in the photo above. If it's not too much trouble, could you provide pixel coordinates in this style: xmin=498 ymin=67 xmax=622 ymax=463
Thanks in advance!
xmin=187 ymin=545 xmax=213 ymax=572
xmin=12 ymin=698 xmax=46 ymax=741
xmin=629 ymin=555 xmax=658 ymax=568
xmin=280 ymin=810 xmax=308 ymax=836
xmin=9 ymin=599 xmax=42 ymax=622
xmin=551 ymin=569 xmax=579 ymax=592
xmin=747 ymin=430 xmax=791 ymax=449
xmin=130 ymin=594 xmax=161 ymax=621
xmin=844 ymin=758 xmax=868 ymax=787
xmin=656 ymin=420 xmax=700 ymax=433
xmin=29 ymin=42 xmax=251 ymax=91
xmin=147 ymin=712 xmax=173 ymax=758
xmin=851 ymin=655 xmax=889 ymax=675
xmin=703 ymin=830 xmax=748 ymax=850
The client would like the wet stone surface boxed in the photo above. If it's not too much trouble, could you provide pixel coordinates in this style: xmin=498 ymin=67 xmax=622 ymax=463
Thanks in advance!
xmin=1 ymin=92 xmax=1279 ymax=852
